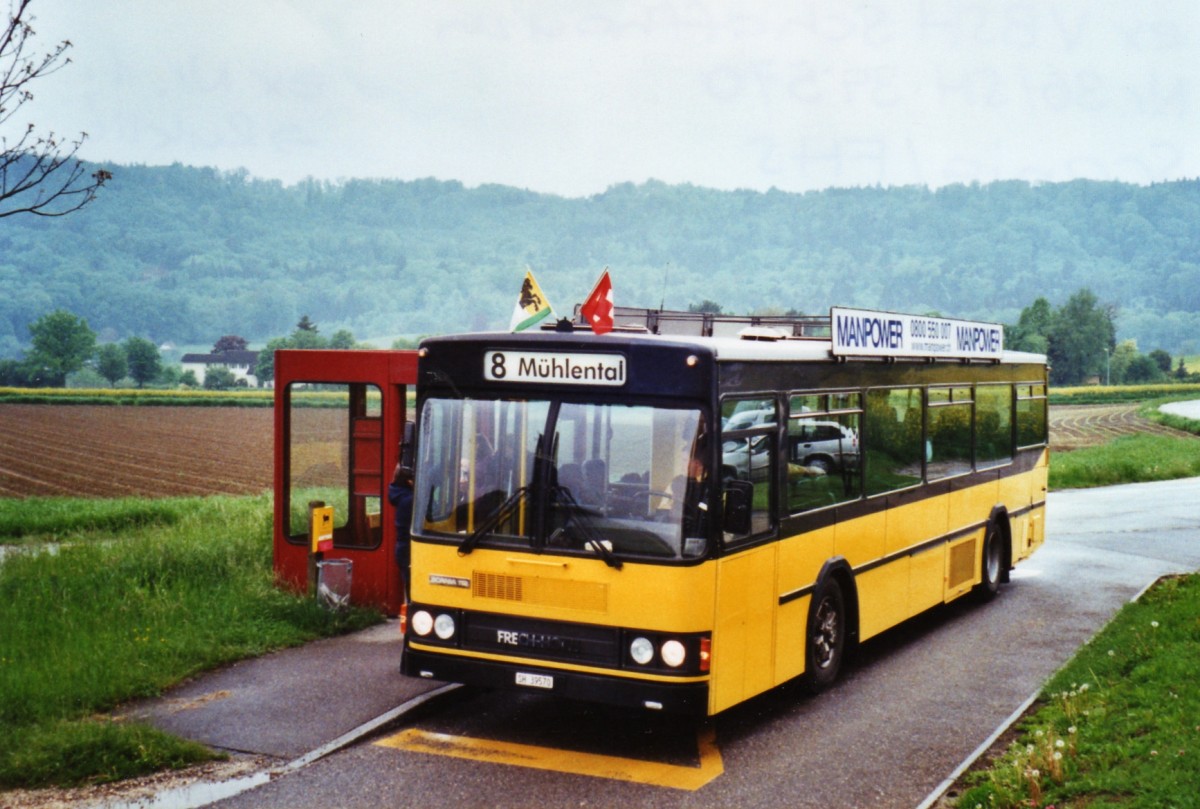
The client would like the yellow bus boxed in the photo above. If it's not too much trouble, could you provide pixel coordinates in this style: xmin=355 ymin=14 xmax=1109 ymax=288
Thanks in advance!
xmin=401 ymin=307 xmax=1048 ymax=715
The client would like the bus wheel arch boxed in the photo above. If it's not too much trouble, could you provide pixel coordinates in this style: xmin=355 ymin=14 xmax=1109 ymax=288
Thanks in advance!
xmin=803 ymin=560 xmax=858 ymax=694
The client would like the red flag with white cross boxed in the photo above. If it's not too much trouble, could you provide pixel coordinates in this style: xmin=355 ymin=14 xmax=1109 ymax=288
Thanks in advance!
xmin=580 ymin=270 xmax=614 ymax=335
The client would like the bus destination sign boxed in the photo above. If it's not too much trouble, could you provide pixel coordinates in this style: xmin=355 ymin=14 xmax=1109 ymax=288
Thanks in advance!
xmin=484 ymin=350 xmax=627 ymax=386
xmin=830 ymin=307 xmax=1004 ymax=360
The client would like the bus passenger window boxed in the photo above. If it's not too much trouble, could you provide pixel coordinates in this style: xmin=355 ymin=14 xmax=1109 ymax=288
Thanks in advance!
xmin=1016 ymin=384 xmax=1048 ymax=447
xmin=976 ymin=385 xmax=1013 ymax=468
xmin=865 ymin=388 xmax=923 ymax=496
xmin=927 ymin=387 xmax=972 ymax=480
xmin=786 ymin=392 xmax=861 ymax=512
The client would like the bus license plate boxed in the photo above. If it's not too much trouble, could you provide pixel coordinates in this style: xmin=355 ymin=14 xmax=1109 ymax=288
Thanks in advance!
xmin=515 ymin=672 xmax=554 ymax=689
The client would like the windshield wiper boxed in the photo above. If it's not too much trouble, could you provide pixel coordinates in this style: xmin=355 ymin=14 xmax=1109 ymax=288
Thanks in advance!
xmin=549 ymin=486 xmax=622 ymax=570
xmin=458 ymin=485 xmax=532 ymax=556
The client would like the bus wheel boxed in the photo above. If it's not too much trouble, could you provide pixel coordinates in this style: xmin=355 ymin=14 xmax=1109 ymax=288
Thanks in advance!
xmin=804 ymin=578 xmax=845 ymax=693
xmin=976 ymin=521 xmax=1003 ymax=602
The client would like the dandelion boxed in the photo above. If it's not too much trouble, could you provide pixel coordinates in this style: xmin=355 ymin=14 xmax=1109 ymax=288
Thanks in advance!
xmin=1080 ymin=683 xmax=1090 ymax=692
xmin=1108 ymin=649 xmax=1116 ymax=656
xmin=1151 ymin=620 xmax=1160 ymax=628
xmin=1056 ymin=739 xmax=1066 ymax=749
xmin=1151 ymin=750 xmax=1159 ymax=757
xmin=1053 ymin=751 xmax=1063 ymax=761
xmin=1068 ymin=726 xmax=1077 ymax=735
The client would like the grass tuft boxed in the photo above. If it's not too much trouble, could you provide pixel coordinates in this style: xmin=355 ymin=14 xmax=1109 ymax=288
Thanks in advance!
xmin=4 ymin=719 xmax=224 ymax=788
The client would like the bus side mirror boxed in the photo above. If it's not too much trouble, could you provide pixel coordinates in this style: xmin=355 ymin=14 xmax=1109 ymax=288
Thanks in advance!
xmin=722 ymin=480 xmax=753 ymax=536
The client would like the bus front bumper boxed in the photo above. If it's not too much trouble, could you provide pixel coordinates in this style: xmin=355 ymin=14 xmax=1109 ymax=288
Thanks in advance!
xmin=402 ymin=646 xmax=710 ymax=716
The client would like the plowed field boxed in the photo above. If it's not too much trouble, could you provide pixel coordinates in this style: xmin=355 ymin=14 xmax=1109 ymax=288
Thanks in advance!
xmin=0 ymin=405 xmax=273 ymax=498
xmin=1049 ymin=403 xmax=1196 ymax=452
xmin=0 ymin=402 xmax=1194 ymax=499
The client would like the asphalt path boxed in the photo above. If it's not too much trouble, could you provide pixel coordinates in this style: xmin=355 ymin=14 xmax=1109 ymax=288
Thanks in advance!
xmin=212 ymin=477 xmax=1200 ymax=809
xmin=1160 ymin=399 xmax=1200 ymax=420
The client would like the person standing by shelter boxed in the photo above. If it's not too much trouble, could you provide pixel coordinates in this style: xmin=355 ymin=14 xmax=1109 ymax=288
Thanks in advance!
xmin=388 ymin=464 xmax=415 ymax=601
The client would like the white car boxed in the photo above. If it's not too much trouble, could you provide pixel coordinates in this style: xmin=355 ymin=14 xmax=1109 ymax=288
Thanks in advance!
xmin=722 ymin=420 xmax=859 ymax=480
xmin=722 ymin=407 xmax=776 ymax=432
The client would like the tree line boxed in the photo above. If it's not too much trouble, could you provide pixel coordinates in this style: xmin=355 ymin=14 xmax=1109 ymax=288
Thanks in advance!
xmin=3 ymin=293 xmax=1193 ymax=391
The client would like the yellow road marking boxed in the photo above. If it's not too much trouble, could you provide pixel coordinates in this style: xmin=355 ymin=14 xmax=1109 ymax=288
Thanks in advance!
xmin=375 ymin=726 xmax=723 ymax=791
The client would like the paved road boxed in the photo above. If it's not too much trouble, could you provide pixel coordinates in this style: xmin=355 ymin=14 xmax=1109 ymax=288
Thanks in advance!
xmin=206 ymin=478 xmax=1200 ymax=809
xmin=1160 ymin=399 xmax=1200 ymax=420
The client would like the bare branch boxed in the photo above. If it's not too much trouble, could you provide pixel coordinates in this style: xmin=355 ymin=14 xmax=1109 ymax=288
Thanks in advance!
xmin=1 ymin=0 xmax=108 ymax=217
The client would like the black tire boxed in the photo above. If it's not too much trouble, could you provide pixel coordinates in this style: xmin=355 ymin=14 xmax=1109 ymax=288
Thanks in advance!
xmin=975 ymin=520 xmax=1004 ymax=602
xmin=804 ymin=577 xmax=846 ymax=693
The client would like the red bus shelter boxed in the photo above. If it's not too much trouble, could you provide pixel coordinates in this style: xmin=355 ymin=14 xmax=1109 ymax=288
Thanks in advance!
xmin=272 ymin=349 xmax=418 ymax=615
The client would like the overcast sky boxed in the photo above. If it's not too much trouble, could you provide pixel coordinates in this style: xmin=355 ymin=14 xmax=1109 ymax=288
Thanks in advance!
xmin=23 ymin=1 xmax=1200 ymax=198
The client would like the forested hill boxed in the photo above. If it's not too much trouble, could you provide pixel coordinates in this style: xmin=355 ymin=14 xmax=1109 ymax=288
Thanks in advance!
xmin=2 ymin=164 xmax=1199 ymax=357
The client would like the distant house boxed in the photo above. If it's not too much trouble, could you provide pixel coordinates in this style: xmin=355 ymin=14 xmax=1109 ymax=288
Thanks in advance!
xmin=180 ymin=349 xmax=260 ymax=387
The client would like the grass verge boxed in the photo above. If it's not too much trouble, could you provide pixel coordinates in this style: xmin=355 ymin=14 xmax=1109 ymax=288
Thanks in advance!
xmin=955 ymin=573 xmax=1200 ymax=808
xmin=1049 ymin=432 xmax=1200 ymax=489
xmin=0 ymin=494 xmax=381 ymax=789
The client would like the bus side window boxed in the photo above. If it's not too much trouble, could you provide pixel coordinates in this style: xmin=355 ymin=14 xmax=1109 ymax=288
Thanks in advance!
xmin=865 ymin=387 xmax=923 ymax=496
xmin=786 ymin=391 xmax=862 ymax=512
xmin=720 ymin=397 xmax=777 ymax=541
xmin=976 ymin=384 xmax=1014 ymax=468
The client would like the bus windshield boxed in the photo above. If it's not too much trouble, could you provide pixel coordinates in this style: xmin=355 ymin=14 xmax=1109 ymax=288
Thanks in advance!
xmin=415 ymin=396 xmax=710 ymax=562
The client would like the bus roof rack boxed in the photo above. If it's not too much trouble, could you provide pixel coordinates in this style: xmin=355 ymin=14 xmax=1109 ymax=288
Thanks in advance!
xmin=568 ymin=305 xmax=830 ymax=338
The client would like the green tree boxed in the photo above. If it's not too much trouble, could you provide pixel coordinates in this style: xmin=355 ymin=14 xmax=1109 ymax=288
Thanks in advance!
xmin=254 ymin=319 xmax=340 ymax=384
xmin=1148 ymin=348 xmax=1172 ymax=375
xmin=688 ymin=300 xmax=724 ymax=314
xmin=1125 ymin=354 xmax=1164 ymax=384
xmin=26 ymin=309 xmax=96 ymax=387
xmin=95 ymin=343 xmax=127 ymax=387
xmin=1010 ymin=297 xmax=1053 ymax=354
xmin=0 ymin=358 xmax=33 ymax=386
xmin=1 ymin=0 xmax=109 ymax=217
xmin=329 ymin=329 xmax=356 ymax=349
xmin=123 ymin=336 xmax=162 ymax=388
xmin=1047 ymin=289 xmax=1116 ymax=386
xmin=203 ymin=365 xmax=236 ymax=390
xmin=254 ymin=336 xmax=290 ymax=386
xmin=212 ymin=334 xmax=248 ymax=353
xmin=179 ymin=369 xmax=199 ymax=387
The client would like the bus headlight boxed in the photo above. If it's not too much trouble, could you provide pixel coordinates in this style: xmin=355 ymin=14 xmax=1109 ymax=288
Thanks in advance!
xmin=630 ymin=636 xmax=654 ymax=665
xmin=411 ymin=610 xmax=434 ymax=637
xmin=661 ymin=639 xmax=687 ymax=668
xmin=433 ymin=613 xmax=457 ymax=640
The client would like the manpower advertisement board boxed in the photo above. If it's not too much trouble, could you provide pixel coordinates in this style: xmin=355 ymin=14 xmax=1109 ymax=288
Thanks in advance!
xmin=830 ymin=307 xmax=1004 ymax=360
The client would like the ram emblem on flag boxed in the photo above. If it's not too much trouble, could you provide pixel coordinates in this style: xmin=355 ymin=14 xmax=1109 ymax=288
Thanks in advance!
xmin=580 ymin=269 xmax=614 ymax=335
xmin=510 ymin=270 xmax=554 ymax=332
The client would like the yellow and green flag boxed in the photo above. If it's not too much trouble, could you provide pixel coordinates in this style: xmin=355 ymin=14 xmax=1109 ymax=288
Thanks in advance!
xmin=510 ymin=270 xmax=554 ymax=332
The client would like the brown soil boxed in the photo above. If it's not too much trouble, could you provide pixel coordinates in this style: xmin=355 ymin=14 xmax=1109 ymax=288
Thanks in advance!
xmin=0 ymin=404 xmax=273 ymax=498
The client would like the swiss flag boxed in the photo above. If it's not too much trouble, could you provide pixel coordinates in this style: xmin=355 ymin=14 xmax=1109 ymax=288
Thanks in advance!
xmin=580 ymin=270 xmax=614 ymax=335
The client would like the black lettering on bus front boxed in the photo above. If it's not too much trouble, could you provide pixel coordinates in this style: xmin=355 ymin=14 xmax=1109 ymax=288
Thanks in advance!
xmin=490 ymin=353 xmax=507 ymax=379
